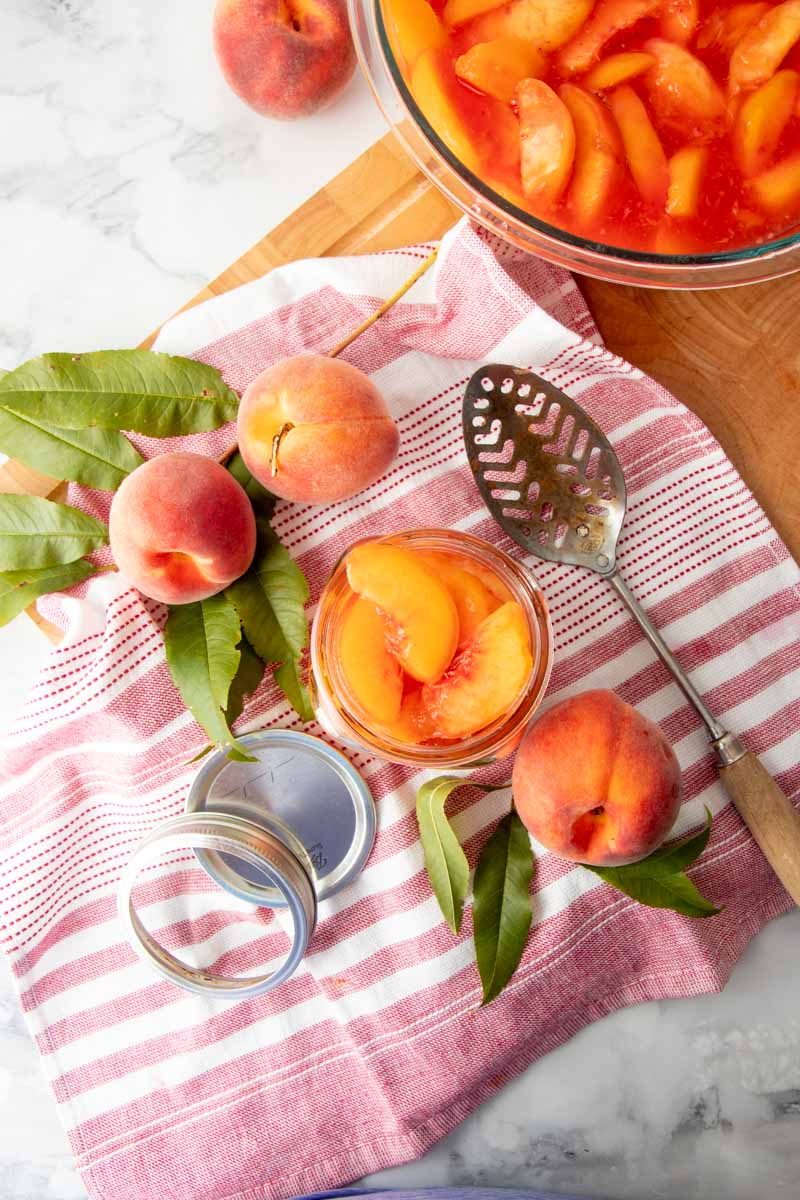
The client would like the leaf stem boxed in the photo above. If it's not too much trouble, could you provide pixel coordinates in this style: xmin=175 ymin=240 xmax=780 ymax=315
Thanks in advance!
xmin=326 ymin=246 xmax=439 ymax=358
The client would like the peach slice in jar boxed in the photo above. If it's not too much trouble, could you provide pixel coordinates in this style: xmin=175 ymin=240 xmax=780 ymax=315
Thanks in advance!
xmin=733 ymin=69 xmax=799 ymax=176
xmin=608 ymin=85 xmax=668 ymax=207
xmin=583 ymin=51 xmax=656 ymax=91
xmin=345 ymin=542 xmax=459 ymax=684
xmin=665 ymin=145 xmax=708 ymax=217
xmin=747 ymin=149 xmax=800 ymax=214
xmin=558 ymin=0 xmax=661 ymax=76
xmin=559 ymin=84 xmax=623 ymax=227
xmin=384 ymin=0 xmax=445 ymax=70
xmin=455 ymin=554 xmax=514 ymax=603
xmin=384 ymin=686 xmax=438 ymax=745
xmin=729 ymin=0 xmax=800 ymax=93
xmin=423 ymin=602 xmax=533 ymax=739
xmin=517 ymin=79 xmax=576 ymax=207
xmin=659 ymin=0 xmax=698 ymax=45
xmin=338 ymin=597 xmax=404 ymax=726
xmin=410 ymin=48 xmax=481 ymax=172
xmin=643 ymin=39 xmax=726 ymax=140
xmin=464 ymin=0 xmax=593 ymax=52
xmin=420 ymin=552 xmax=498 ymax=644
xmin=455 ymin=37 xmax=546 ymax=103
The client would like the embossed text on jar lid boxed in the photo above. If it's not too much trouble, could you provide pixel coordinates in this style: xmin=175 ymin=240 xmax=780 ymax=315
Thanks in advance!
xmin=186 ymin=730 xmax=376 ymax=907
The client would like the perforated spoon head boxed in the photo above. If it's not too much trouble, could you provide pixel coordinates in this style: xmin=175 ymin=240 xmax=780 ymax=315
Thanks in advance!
xmin=463 ymin=364 xmax=627 ymax=577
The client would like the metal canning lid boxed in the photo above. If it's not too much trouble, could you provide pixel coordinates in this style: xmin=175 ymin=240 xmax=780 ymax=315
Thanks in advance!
xmin=117 ymin=812 xmax=317 ymax=999
xmin=186 ymin=730 xmax=376 ymax=908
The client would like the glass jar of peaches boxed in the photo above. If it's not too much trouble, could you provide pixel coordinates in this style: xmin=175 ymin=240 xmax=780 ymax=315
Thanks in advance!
xmin=311 ymin=529 xmax=553 ymax=767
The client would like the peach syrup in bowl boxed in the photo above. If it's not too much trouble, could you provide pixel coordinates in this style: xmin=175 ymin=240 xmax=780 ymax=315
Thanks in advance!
xmin=311 ymin=528 xmax=553 ymax=767
xmin=348 ymin=0 xmax=800 ymax=286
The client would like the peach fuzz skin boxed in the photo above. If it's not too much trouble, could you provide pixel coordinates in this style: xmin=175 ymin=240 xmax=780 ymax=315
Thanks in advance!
xmin=109 ymin=453 xmax=257 ymax=605
xmin=512 ymin=689 xmax=682 ymax=866
xmin=237 ymin=355 xmax=400 ymax=504
xmin=213 ymin=0 xmax=356 ymax=120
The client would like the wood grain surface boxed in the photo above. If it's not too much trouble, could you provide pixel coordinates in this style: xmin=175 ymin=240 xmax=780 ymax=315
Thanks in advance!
xmin=579 ymin=275 xmax=800 ymax=558
xmin=2 ymin=130 xmax=798 ymax=645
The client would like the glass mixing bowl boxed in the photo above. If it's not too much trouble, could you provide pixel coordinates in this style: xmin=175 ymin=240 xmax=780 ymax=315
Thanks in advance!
xmin=348 ymin=0 xmax=800 ymax=288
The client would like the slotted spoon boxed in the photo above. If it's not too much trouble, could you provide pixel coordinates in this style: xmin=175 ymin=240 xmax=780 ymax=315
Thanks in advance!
xmin=464 ymin=363 xmax=800 ymax=903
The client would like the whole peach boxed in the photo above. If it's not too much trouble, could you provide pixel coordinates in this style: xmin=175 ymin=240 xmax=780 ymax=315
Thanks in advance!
xmin=512 ymin=689 xmax=682 ymax=866
xmin=237 ymin=354 xmax=400 ymax=504
xmin=109 ymin=453 xmax=257 ymax=605
xmin=213 ymin=0 xmax=356 ymax=120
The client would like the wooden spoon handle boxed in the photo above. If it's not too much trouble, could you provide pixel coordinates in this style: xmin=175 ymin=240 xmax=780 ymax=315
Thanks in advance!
xmin=719 ymin=751 xmax=800 ymax=904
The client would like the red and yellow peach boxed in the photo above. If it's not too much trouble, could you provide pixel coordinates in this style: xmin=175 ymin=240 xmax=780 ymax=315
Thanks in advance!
xmin=109 ymin=452 xmax=257 ymax=605
xmin=213 ymin=0 xmax=356 ymax=119
xmin=513 ymin=688 xmax=682 ymax=866
xmin=237 ymin=354 xmax=399 ymax=505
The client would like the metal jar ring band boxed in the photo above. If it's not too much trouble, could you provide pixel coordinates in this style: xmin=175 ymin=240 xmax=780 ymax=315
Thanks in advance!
xmin=117 ymin=812 xmax=318 ymax=998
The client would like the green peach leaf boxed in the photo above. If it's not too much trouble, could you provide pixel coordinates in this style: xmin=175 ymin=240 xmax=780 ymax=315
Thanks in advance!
xmin=584 ymin=809 xmax=722 ymax=917
xmin=0 ymin=559 xmax=96 ymax=627
xmin=587 ymin=868 xmax=722 ymax=917
xmin=187 ymin=636 xmax=266 ymax=762
xmin=416 ymin=776 xmax=512 ymax=935
xmin=225 ymin=520 xmax=311 ymax=721
xmin=0 ymin=495 xmax=108 ymax=570
xmin=274 ymin=657 xmax=315 ymax=724
xmin=163 ymin=594 xmax=255 ymax=762
xmin=187 ymin=744 xmax=214 ymax=764
xmin=226 ymin=635 xmax=266 ymax=728
xmin=473 ymin=809 xmax=534 ymax=1005
xmin=0 ymin=350 xmax=239 ymax=435
xmin=623 ymin=806 xmax=714 ymax=876
xmin=0 ymin=405 xmax=142 ymax=490
xmin=416 ymin=776 xmax=473 ymax=934
xmin=226 ymin=451 xmax=276 ymax=521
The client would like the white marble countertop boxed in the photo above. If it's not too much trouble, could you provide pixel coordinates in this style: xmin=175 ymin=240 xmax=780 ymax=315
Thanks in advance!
xmin=1 ymin=3 xmax=799 ymax=1199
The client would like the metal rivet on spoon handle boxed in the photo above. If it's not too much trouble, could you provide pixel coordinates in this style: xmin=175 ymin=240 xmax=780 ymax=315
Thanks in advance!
xmin=464 ymin=364 xmax=800 ymax=904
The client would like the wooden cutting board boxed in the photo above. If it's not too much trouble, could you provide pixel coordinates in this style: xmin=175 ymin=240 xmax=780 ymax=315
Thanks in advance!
xmin=2 ymin=132 xmax=799 ymax=642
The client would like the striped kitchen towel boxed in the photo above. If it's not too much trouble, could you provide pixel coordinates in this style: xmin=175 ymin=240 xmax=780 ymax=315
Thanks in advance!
xmin=1 ymin=219 xmax=798 ymax=1200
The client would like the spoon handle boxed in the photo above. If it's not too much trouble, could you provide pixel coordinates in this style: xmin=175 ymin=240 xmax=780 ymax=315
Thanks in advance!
xmin=608 ymin=572 xmax=724 ymax=739
xmin=718 ymin=752 xmax=800 ymax=904
xmin=609 ymin=571 xmax=800 ymax=904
